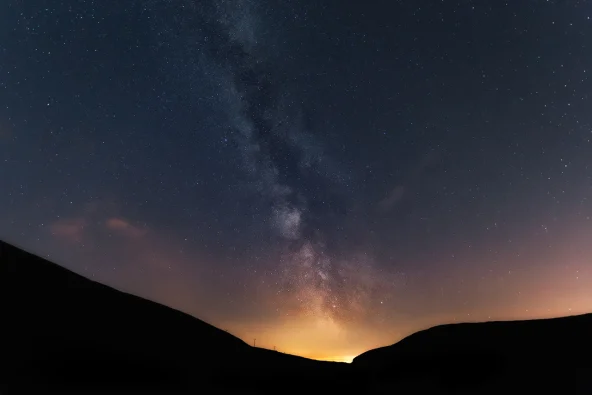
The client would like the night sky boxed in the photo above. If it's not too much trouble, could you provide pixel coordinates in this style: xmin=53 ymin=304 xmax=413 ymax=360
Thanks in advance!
xmin=1 ymin=0 xmax=592 ymax=362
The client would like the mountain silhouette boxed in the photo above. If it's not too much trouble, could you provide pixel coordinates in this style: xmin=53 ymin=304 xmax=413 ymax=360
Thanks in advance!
xmin=2 ymin=239 xmax=592 ymax=394
xmin=353 ymin=312 xmax=592 ymax=393
xmin=0 ymin=240 xmax=352 ymax=393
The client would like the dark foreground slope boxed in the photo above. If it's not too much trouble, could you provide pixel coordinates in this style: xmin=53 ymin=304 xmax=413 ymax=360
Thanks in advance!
xmin=0 ymin=240 xmax=352 ymax=394
xmin=354 ymin=313 xmax=592 ymax=393
xmin=3 ymin=239 xmax=592 ymax=394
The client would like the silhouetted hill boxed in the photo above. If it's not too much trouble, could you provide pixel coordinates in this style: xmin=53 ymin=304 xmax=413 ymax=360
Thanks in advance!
xmin=0 ymin=240 xmax=351 ymax=394
xmin=3 ymin=239 xmax=592 ymax=394
xmin=353 ymin=313 xmax=592 ymax=393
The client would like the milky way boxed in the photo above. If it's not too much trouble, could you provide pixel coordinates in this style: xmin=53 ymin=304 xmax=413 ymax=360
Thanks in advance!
xmin=179 ymin=0 xmax=390 ymax=325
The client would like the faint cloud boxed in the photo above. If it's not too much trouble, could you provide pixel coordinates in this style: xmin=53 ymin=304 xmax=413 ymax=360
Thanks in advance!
xmin=105 ymin=217 xmax=147 ymax=238
xmin=48 ymin=201 xmax=147 ymax=242
xmin=377 ymin=186 xmax=407 ymax=212
xmin=49 ymin=217 xmax=87 ymax=242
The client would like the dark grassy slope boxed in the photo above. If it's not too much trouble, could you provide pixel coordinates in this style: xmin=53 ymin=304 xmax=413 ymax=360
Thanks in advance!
xmin=0 ymin=240 xmax=351 ymax=394
xmin=3 ymin=239 xmax=592 ymax=394
xmin=354 ymin=313 xmax=592 ymax=393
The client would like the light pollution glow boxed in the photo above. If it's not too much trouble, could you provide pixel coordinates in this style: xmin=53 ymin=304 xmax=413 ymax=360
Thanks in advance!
xmin=25 ymin=211 xmax=592 ymax=363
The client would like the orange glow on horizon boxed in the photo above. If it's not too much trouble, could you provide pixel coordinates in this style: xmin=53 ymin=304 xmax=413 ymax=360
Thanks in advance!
xmin=66 ymin=217 xmax=592 ymax=364
xmin=311 ymin=355 xmax=356 ymax=363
